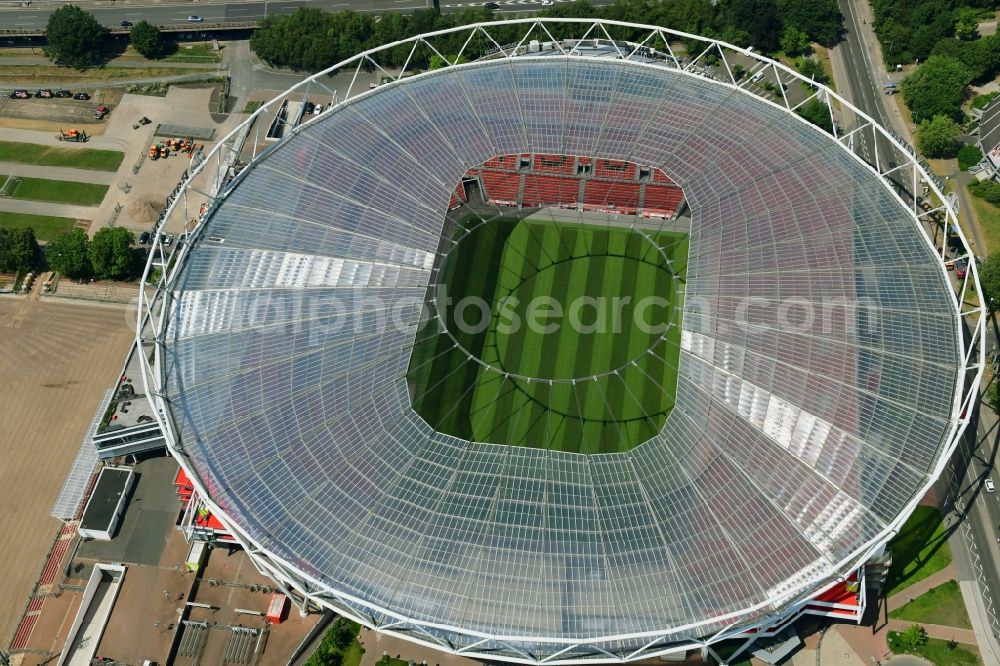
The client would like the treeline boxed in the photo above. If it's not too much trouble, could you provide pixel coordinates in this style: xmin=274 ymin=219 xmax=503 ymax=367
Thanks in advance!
xmin=872 ymin=0 xmax=997 ymax=65
xmin=249 ymin=0 xmax=844 ymax=72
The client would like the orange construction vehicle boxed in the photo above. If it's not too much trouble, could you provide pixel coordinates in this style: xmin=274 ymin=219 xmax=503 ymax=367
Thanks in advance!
xmin=56 ymin=128 xmax=88 ymax=142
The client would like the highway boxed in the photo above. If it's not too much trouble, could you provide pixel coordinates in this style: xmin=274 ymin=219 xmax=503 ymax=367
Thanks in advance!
xmin=0 ymin=0 xmax=576 ymax=30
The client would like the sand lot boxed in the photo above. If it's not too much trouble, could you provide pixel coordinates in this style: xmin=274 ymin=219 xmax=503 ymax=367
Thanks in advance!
xmin=0 ymin=296 xmax=134 ymax=644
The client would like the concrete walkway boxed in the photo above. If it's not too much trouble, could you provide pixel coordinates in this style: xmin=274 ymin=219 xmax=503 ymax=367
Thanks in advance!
xmin=886 ymin=565 xmax=960 ymax=612
xmin=885 ymin=619 xmax=978 ymax=646
xmin=0 ymin=56 xmax=221 ymax=69
xmin=0 ymin=197 xmax=98 ymax=218
xmin=0 ymin=126 xmax=128 ymax=151
xmin=0 ymin=160 xmax=118 ymax=185
xmin=0 ymin=70 xmax=227 ymax=89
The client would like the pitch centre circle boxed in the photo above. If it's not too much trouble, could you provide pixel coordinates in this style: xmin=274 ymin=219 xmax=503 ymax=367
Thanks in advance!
xmin=490 ymin=252 xmax=675 ymax=382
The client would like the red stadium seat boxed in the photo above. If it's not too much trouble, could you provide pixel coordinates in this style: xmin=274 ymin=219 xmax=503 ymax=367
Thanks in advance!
xmin=643 ymin=184 xmax=683 ymax=218
xmin=522 ymin=174 xmax=579 ymax=207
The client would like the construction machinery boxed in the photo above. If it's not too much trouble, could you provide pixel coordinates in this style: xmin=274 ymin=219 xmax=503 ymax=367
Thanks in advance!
xmin=56 ymin=128 xmax=88 ymax=142
xmin=149 ymin=143 xmax=169 ymax=160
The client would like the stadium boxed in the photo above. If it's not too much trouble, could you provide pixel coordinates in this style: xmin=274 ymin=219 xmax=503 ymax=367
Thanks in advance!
xmin=138 ymin=19 xmax=984 ymax=664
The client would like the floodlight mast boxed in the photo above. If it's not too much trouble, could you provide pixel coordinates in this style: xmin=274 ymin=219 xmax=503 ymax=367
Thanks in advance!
xmin=134 ymin=19 xmax=984 ymax=664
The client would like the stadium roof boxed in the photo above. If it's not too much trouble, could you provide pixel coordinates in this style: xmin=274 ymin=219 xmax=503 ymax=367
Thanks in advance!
xmin=144 ymin=20 xmax=982 ymax=663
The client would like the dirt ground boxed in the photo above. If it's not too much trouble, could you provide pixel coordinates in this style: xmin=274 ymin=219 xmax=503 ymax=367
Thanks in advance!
xmin=0 ymin=295 xmax=135 ymax=645
xmin=0 ymin=90 xmax=124 ymax=136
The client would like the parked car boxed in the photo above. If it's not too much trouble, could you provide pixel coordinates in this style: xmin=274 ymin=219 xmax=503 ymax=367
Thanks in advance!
xmin=53 ymin=89 xmax=72 ymax=98
xmin=138 ymin=231 xmax=151 ymax=245
xmin=120 ymin=19 xmax=133 ymax=27
xmin=94 ymin=104 xmax=110 ymax=119
xmin=540 ymin=0 xmax=553 ymax=5
xmin=987 ymin=478 xmax=995 ymax=493
xmin=956 ymin=258 xmax=968 ymax=279
xmin=484 ymin=2 xmax=500 ymax=7
xmin=35 ymin=89 xmax=53 ymax=98
xmin=313 ymin=103 xmax=323 ymax=114
xmin=162 ymin=235 xmax=173 ymax=246
xmin=187 ymin=15 xmax=203 ymax=21
xmin=73 ymin=92 xmax=91 ymax=100
xmin=303 ymin=101 xmax=315 ymax=114
xmin=9 ymin=89 xmax=29 ymax=99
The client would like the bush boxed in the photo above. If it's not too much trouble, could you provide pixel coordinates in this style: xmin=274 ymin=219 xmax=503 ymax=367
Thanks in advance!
xmin=798 ymin=97 xmax=833 ymax=133
xmin=986 ymin=381 xmax=1000 ymax=412
xmin=958 ymin=144 xmax=983 ymax=170
xmin=970 ymin=180 xmax=1000 ymax=205
xmin=897 ymin=624 xmax=928 ymax=652
xmin=972 ymin=91 xmax=1000 ymax=110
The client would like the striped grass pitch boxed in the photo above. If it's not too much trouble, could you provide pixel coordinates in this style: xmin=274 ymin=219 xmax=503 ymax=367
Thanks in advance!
xmin=408 ymin=217 xmax=688 ymax=455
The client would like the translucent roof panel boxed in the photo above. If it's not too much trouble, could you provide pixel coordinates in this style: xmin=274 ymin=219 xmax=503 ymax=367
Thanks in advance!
xmin=161 ymin=56 xmax=962 ymax=654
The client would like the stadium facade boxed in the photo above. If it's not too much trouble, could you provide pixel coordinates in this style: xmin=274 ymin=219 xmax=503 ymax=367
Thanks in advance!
xmin=137 ymin=19 xmax=985 ymax=664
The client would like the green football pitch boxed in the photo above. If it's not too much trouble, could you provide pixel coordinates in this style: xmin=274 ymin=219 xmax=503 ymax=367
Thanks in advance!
xmin=408 ymin=216 xmax=688 ymax=455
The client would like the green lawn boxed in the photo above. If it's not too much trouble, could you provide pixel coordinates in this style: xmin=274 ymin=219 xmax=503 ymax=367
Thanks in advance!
xmin=0 ymin=140 xmax=124 ymax=172
xmin=966 ymin=191 xmax=1000 ymax=253
xmin=890 ymin=580 xmax=971 ymax=629
xmin=165 ymin=43 xmax=222 ymax=62
xmin=374 ymin=657 xmax=408 ymax=666
xmin=887 ymin=632 xmax=980 ymax=665
xmin=0 ymin=211 xmax=76 ymax=241
xmin=7 ymin=176 xmax=108 ymax=206
xmin=341 ymin=633 xmax=364 ymax=666
xmin=408 ymin=216 xmax=688 ymax=454
xmin=886 ymin=506 xmax=953 ymax=597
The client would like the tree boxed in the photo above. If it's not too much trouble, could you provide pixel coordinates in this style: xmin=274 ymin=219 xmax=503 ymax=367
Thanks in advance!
xmin=89 ymin=227 xmax=135 ymax=279
xmin=797 ymin=97 xmax=833 ymax=133
xmin=780 ymin=26 xmax=810 ymax=57
xmin=0 ymin=227 xmax=39 ymax=273
xmin=304 ymin=618 xmax=358 ymax=666
xmin=980 ymin=253 xmax=1000 ymax=309
xmin=777 ymin=0 xmax=842 ymax=45
xmin=916 ymin=115 xmax=961 ymax=158
xmin=955 ymin=8 xmax=980 ymax=42
xmin=250 ymin=8 xmax=342 ymax=71
xmin=900 ymin=55 xmax=972 ymax=122
xmin=47 ymin=228 xmax=90 ymax=278
xmin=44 ymin=5 xmax=106 ymax=68
xmin=797 ymin=57 xmax=828 ymax=84
xmin=130 ymin=21 xmax=166 ymax=59
xmin=931 ymin=36 xmax=1000 ymax=83
xmin=724 ymin=0 xmax=781 ymax=52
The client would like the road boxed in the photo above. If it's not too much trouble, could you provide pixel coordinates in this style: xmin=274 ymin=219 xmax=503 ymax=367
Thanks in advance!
xmin=834 ymin=0 xmax=912 ymax=193
xmin=0 ymin=0 xmax=581 ymax=30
